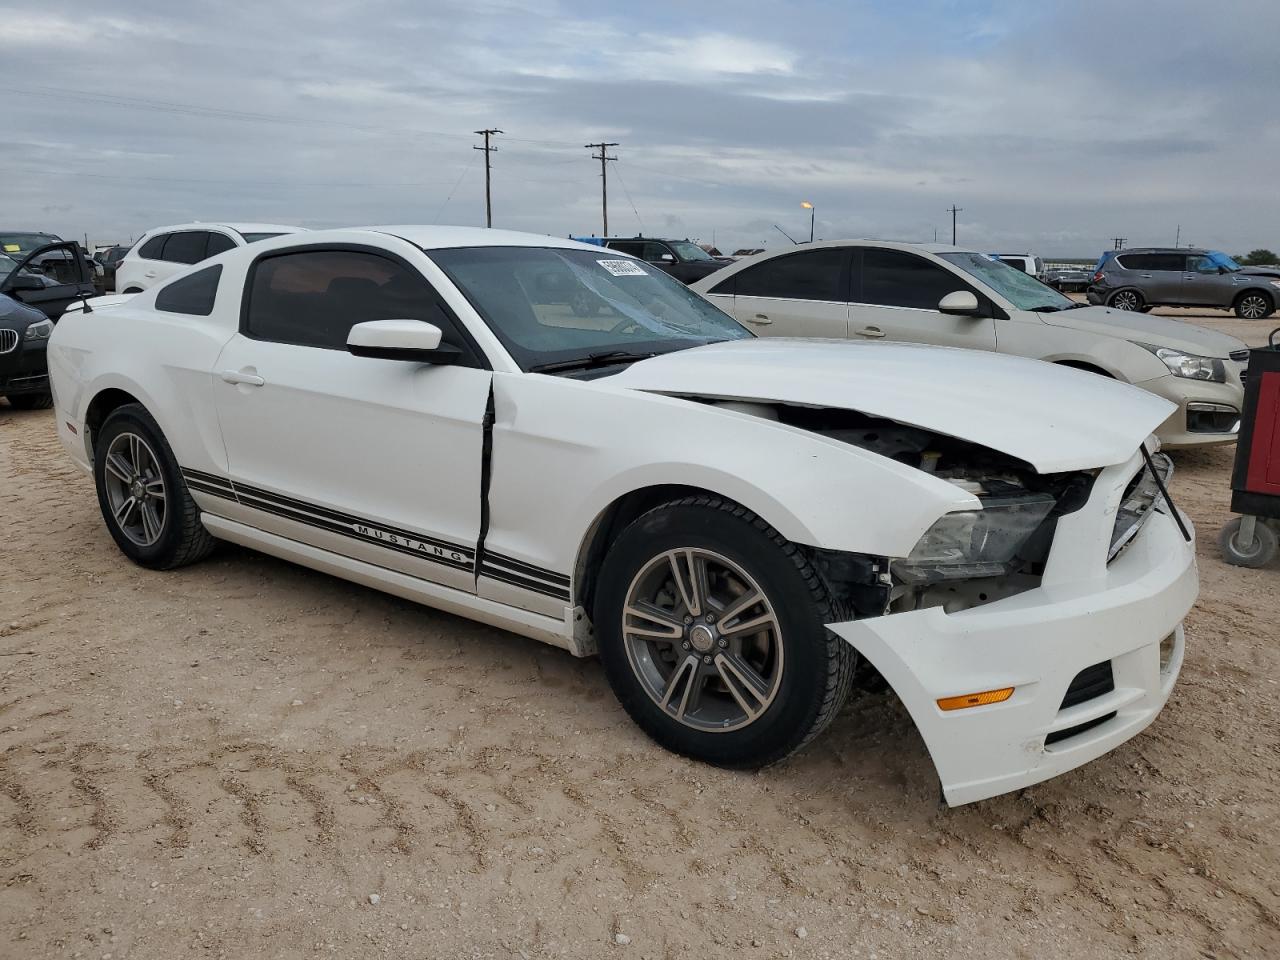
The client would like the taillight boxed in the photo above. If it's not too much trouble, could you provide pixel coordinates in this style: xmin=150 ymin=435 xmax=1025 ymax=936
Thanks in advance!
xmin=1091 ymin=271 xmax=1103 ymax=283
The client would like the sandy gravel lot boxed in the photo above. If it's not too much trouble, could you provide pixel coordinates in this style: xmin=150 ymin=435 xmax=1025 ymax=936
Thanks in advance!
xmin=2 ymin=309 xmax=1278 ymax=960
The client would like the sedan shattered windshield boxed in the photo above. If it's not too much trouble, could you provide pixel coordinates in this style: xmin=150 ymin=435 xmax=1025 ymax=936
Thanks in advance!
xmin=941 ymin=251 xmax=1077 ymax=312
xmin=429 ymin=246 xmax=750 ymax=371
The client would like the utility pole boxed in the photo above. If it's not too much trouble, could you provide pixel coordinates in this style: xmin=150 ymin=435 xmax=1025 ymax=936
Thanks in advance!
xmin=1175 ymin=224 xmax=1181 ymax=247
xmin=947 ymin=205 xmax=963 ymax=245
xmin=1112 ymin=237 xmax=1127 ymax=250
xmin=585 ymin=142 xmax=619 ymax=236
xmin=473 ymin=128 xmax=503 ymax=228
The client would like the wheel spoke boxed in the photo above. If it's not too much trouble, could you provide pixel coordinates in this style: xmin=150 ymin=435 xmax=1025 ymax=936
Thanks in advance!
xmin=114 ymin=495 xmax=138 ymax=527
xmin=129 ymin=434 xmax=145 ymax=475
xmin=715 ymin=587 xmax=763 ymax=629
xmin=659 ymin=655 xmax=702 ymax=720
xmin=667 ymin=550 xmax=706 ymax=617
xmin=104 ymin=452 xmax=134 ymax=484
xmin=140 ymin=501 xmax=162 ymax=542
xmin=144 ymin=478 xmax=166 ymax=500
xmin=718 ymin=609 xmax=777 ymax=639
xmin=624 ymin=602 xmax=683 ymax=641
xmin=715 ymin=652 xmax=772 ymax=720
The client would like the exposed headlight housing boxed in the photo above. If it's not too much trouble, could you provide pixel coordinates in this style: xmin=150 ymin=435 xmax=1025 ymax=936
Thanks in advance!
xmin=24 ymin=319 xmax=53 ymax=341
xmin=1139 ymin=343 xmax=1226 ymax=382
xmin=892 ymin=493 xmax=1057 ymax=584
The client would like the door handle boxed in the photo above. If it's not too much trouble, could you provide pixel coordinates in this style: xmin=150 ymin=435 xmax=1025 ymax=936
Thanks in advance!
xmin=1139 ymin=274 xmax=1153 ymax=278
xmin=220 ymin=369 xmax=265 ymax=386
xmin=855 ymin=326 xmax=885 ymax=338
xmin=747 ymin=313 xmax=772 ymax=324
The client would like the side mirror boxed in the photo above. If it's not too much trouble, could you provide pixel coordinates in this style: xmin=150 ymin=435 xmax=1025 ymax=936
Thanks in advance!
xmin=346 ymin=319 xmax=459 ymax=364
xmin=659 ymin=253 xmax=675 ymax=263
xmin=6 ymin=274 xmax=45 ymax=292
xmin=938 ymin=290 xmax=981 ymax=316
xmin=1218 ymin=265 xmax=1229 ymax=275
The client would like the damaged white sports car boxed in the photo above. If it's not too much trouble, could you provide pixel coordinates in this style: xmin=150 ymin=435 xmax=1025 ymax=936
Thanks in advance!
xmin=48 ymin=227 xmax=1197 ymax=805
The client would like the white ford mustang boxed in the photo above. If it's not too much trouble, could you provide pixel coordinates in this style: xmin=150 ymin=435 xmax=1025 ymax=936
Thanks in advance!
xmin=48 ymin=227 xmax=1198 ymax=805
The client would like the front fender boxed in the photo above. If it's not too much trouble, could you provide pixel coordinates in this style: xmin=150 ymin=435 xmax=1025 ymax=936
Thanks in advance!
xmin=482 ymin=372 xmax=975 ymax=579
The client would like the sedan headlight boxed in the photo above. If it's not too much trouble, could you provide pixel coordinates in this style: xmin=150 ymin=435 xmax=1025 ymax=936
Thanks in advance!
xmin=1139 ymin=344 xmax=1225 ymax=382
xmin=24 ymin=319 xmax=53 ymax=341
xmin=892 ymin=493 xmax=1057 ymax=584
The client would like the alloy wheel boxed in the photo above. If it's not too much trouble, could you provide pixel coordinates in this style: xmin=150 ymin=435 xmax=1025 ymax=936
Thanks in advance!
xmin=1238 ymin=295 xmax=1269 ymax=320
xmin=622 ymin=548 xmax=784 ymax=733
xmin=1110 ymin=291 xmax=1140 ymax=311
xmin=101 ymin=432 xmax=167 ymax=547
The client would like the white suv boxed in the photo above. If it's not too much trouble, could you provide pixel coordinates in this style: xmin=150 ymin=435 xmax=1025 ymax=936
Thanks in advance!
xmin=115 ymin=222 xmax=303 ymax=293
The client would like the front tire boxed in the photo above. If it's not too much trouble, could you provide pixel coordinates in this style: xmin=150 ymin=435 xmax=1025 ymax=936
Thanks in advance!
xmin=594 ymin=496 xmax=856 ymax=768
xmin=1234 ymin=291 xmax=1274 ymax=320
xmin=1108 ymin=290 xmax=1144 ymax=311
xmin=94 ymin=404 xmax=216 ymax=569
xmin=5 ymin=392 xmax=53 ymax=410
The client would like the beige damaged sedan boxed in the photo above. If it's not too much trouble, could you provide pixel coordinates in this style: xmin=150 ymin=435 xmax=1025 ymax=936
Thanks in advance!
xmin=691 ymin=241 xmax=1248 ymax=448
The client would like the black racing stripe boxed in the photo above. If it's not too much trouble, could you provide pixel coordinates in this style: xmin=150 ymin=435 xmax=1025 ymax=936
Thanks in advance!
xmin=240 ymin=497 xmax=474 ymax=573
xmin=185 ymin=479 xmax=237 ymax=499
xmin=232 ymin=481 xmax=474 ymax=560
xmin=483 ymin=551 xmax=571 ymax=587
xmin=480 ymin=564 xmax=572 ymax=601
xmin=182 ymin=468 xmax=235 ymax=491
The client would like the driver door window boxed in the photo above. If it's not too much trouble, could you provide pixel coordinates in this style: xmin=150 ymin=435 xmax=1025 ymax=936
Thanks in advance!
xmin=852 ymin=248 xmax=996 ymax=351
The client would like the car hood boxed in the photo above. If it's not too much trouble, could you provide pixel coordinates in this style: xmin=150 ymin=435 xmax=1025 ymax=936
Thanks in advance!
xmin=0 ymin=292 xmax=49 ymax=327
xmin=1241 ymin=265 xmax=1280 ymax=279
xmin=607 ymin=338 xmax=1174 ymax=474
xmin=1041 ymin=305 xmax=1245 ymax=358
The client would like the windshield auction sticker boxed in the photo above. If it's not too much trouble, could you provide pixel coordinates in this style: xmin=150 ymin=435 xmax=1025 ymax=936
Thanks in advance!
xmin=597 ymin=259 xmax=647 ymax=277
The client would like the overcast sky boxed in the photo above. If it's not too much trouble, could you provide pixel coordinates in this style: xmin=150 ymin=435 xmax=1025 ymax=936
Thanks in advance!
xmin=5 ymin=0 xmax=1279 ymax=257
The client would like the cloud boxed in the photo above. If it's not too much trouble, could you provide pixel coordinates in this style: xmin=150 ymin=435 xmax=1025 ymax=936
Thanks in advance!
xmin=2 ymin=0 xmax=1278 ymax=256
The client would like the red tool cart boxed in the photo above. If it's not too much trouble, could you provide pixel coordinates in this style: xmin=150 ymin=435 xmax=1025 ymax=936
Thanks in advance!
xmin=1220 ymin=327 xmax=1280 ymax=567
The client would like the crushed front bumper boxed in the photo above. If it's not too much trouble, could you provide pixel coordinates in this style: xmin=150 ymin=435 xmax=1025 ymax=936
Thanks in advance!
xmin=830 ymin=452 xmax=1197 ymax=806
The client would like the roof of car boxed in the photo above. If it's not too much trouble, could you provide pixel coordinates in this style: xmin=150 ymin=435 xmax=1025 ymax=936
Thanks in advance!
xmin=141 ymin=222 xmax=305 ymax=236
xmin=365 ymin=226 xmax=604 ymax=252
xmin=1114 ymin=247 xmax=1209 ymax=255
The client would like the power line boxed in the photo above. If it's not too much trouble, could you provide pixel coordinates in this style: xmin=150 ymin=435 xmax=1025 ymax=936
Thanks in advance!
xmin=612 ymin=165 xmax=646 ymax=235
xmin=585 ymin=142 xmax=619 ymax=237
xmin=474 ymin=128 xmax=503 ymax=228
xmin=433 ymin=152 xmax=479 ymax=222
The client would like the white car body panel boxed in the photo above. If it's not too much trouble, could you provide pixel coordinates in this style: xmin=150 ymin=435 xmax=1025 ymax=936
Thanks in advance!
xmin=608 ymin=338 xmax=1174 ymax=473
xmin=47 ymin=225 xmax=1199 ymax=805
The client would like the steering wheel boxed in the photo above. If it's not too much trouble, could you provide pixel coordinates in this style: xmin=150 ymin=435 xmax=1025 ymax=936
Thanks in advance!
xmin=608 ymin=317 xmax=645 ymax=335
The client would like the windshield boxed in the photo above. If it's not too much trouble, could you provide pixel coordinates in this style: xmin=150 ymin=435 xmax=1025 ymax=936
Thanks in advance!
xmin=940 ymin=252 xmax=1076 ymax=311
xmin=1 ymin=233 xmax=59 ymax=256
xmin=240 ymin=232 xmax=287 ymax=244
xmin=669 ymin=241 xmax=713 ymax=262
xmin=1206 ymin=251 xmax=1242 ymax=272
xmin=428 ymin=246 xmax=751 ymax=372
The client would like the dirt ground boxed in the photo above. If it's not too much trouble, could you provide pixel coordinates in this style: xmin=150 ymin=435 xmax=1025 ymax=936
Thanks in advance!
xmin=2 ymin=308 xmax=1278 ymax=960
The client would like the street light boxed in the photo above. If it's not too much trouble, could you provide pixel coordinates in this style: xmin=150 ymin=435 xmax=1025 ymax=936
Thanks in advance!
xmin=800 ymin=201 xmax=814 ymax=242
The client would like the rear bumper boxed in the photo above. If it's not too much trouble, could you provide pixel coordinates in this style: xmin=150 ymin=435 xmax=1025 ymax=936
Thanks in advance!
xmin=829 ymin=454 xmax=1197 ymax=805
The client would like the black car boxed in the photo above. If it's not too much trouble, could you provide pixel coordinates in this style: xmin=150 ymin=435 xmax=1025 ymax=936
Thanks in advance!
xmin=95 ymin=244 xmax=132 ymax=293
xmin=0 ymin=292 xmax=55 ymax=409
xmin=600 ymin=237 xmax=730 ymax=284
xmin=0 ymin=239 xmax=96 ymax=321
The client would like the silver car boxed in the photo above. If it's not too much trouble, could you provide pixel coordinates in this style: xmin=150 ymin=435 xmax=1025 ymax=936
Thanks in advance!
xmin=1087 ymin=248 xmax=1279 ymax=320
xmin=691 ymin=240 xmax=1249 ymax=449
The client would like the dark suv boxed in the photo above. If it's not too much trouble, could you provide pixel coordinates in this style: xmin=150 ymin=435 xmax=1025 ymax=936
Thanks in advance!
xmin=1088 ymin=248 xmax=1279 ymax=319
xmin=601 ymin=237 xmax=729 ymax=284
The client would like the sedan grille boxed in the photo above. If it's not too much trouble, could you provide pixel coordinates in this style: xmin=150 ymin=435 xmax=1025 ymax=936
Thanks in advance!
xmin=1109 ymin=453 xmax=1174 ymax=561
xmin=0 ymin=329 xmax=18 ymax=354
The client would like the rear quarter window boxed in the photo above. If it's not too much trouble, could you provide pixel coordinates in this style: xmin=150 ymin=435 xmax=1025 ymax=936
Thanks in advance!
xmin=138 ymin=234 xmax=168 ymax=260
xmin=154 ymin=265 xmax=222 ymax=316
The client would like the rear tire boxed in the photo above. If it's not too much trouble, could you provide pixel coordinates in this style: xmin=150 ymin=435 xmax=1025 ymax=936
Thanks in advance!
xmin=1108 ymin=290 xmax=1144 ymax=311
xmin=1234 ymin=291 xmax=1274 ymax=320
xmin=1218 ymin=517 xmax=1278 ymax=568
xmin=594 ymin=495 xmax=856 ymax=769
xmin=5 ymin=392 xmax=53 ymax=410
xmin=94 ymin=403 xmax=216 ymax=570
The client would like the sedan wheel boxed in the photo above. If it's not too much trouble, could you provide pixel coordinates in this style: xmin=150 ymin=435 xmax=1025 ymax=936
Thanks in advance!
xmin=594 ymin=496 xmax=856 ymax=768
xmin=622 ymin=547 xmax=784 ymax=732
xmin=1109 ymin=290 xmax=1142 ymax=311
xmin=101 ymin=432 xmax=168 ymax=547
xmin=1235 ymin=293 xmax=1272 ymax=320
